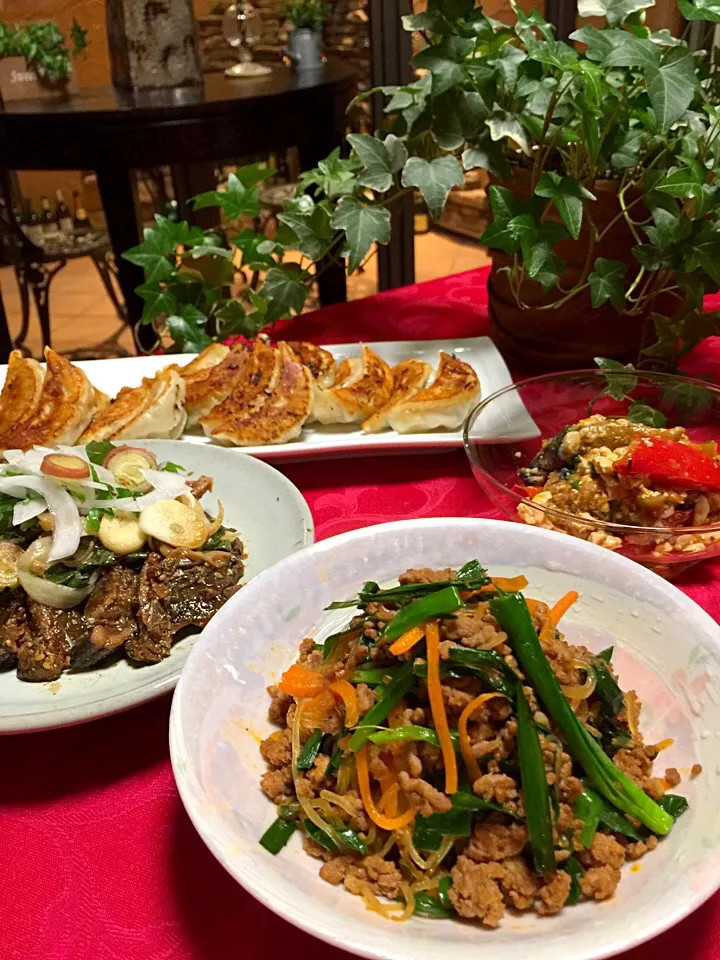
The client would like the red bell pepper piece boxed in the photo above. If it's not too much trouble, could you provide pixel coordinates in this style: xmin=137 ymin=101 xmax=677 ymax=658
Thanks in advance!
xmin=614 ymin=437 xmax=720 ymax=491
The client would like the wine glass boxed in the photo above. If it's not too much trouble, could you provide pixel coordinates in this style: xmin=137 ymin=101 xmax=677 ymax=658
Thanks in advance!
xmin=223 ymin=1 xmax=272 ymax=78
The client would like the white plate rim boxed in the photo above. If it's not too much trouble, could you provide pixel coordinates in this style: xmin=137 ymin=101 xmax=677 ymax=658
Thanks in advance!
xmin=0 ymin=446 xmax=314 ymax=735
xmin=0 ymin=337 xmax=533 ymax=461
xmin=168 ymin=517 xmax=720 ymax=960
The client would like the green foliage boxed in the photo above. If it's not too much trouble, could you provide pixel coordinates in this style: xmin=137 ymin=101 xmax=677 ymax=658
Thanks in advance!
xmin=278 ymin=0 xmax=329 ymax=28
xmin=121 ymin=0 xmax=720 ymax=365
xmin=0 ymin=19 xmax=87 ymax=82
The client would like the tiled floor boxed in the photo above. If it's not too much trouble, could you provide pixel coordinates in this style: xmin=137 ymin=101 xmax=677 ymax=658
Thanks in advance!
xmin=0 ymin=231 xmax=490 ymax=358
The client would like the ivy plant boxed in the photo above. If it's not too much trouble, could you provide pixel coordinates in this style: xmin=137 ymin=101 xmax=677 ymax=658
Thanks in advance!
xmin=0 ymin=19 xmax=88 ymax=83
xmin=124 ymin=0 xmax=720 ymax=365
xmin=279 ymin=1 xmax=330 ymax=29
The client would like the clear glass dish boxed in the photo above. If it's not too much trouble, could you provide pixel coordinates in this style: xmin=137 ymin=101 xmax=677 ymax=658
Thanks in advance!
xmin=463 ymin=369 xmax=720 ymax=577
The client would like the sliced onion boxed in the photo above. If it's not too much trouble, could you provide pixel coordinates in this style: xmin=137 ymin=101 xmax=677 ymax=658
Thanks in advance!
xmin=17 ymin=568 xmax=94 ymax=608
xmin=0 ymin=477 xmax=81 ymax=562
xmin=81 ymin=470 xmax=189 ymax=513
xmin=561 ymin=660 xmax=597 ymax=701
xmin=13 ymin=497 xmax=46 ymax=526
xmin=17 ymin=538 xmax=94 ymax=609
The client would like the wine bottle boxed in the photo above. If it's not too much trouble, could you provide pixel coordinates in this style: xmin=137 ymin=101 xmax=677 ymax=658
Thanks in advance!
xmin=40 ymin=195 xmax=59 ymax=238
xmin=72 ymin=190 xmax=91 ymax=234
xmin=413 ymin=193 xmax=430 ymax=235
xmin=55 ymin=189 xmax=74 ymax=236
xmin=22 ymin=199 xmax=44 ymax=244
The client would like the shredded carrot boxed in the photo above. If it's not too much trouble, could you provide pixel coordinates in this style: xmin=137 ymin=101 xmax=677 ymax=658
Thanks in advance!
xmin=655 ymin=738 xmax=674 ymax=753
xmin=380 ymin=783 xmax=400 ymax=817
xmin=458 ymin=693 xmax=506 ymax=784
xmin=425 ymin=620 xmax=458 ymax=795
xmin=357 ymin=746 xmax=416 ymax=830
xmin=549 ymin=590 xmax=579 ymax=626
xmin=301 ymin=690 xmax=336 ymax=730
xmin=524 ymin=598 xmax=540 ymax=614
xmin=279 ymin=663 xmax=326 ymax=698
xmin=388 ymin=625 xmax=425 ymax=656
xmin=329 ymin=679 xmax=359 ymax=727
xmin=462 ymin=576 xmax=529 ymax=600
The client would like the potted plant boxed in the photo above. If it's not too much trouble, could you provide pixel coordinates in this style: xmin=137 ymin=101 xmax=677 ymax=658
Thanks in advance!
xmin=280 ymin=0 xmax=329 ymax=72
xmin=124 ymin=0 xmax=720 ymax=372
xmin=0 ymin=20 xmax=88 ymax=101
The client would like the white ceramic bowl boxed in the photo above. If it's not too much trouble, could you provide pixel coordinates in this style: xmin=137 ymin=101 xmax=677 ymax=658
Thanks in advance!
xmin=169 ymin=518 xmax=720 ymax=960
xmin=0 ymin=441 xmax=313 ymax=734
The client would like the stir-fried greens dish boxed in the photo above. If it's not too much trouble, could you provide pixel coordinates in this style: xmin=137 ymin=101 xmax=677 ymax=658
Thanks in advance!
xmin=0 ymin=441 xmax=244 ymax=681
xmin=518 ymin=414 xmax=720 ymax=555
xmin=259 ymin=564 xmax=692 ymax=926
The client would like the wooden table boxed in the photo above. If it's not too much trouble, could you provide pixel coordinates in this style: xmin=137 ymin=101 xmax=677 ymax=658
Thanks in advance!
xmin=0 ymin=64 xmax=354 ymax=351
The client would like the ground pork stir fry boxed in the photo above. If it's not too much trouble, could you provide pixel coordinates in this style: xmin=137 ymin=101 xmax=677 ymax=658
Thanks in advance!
xmin=517 ymin=415 xmax=720 ymax=556
xmin=258 ymin=564 xmax=690 ymax=927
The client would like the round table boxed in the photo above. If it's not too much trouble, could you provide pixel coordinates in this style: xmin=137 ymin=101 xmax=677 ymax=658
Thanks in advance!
xmin=3 ymin=268 xmax=720 ymax=959
xmin=0 ymin=64 xmax=353 ymax=350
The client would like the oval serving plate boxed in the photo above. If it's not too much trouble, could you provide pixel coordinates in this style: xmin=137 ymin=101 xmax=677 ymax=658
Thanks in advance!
xmin=0 ymin=441 xmax=313 ymax=734
xmin=170 ymin=517 xmax=720 ymax=960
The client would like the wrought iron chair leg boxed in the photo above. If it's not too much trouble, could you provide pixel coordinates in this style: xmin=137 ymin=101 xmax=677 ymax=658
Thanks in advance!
xmin=27 ymin=261 xmax=67 ymax=356
xmin=91 ymin=251 xmax=128 ymax=322
xmin=12 ymin=265 xmax=32 ymax=350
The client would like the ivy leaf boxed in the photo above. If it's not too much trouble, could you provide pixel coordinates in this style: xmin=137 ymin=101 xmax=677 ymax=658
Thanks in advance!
xmin=684 ymin=226 xmax=720 ymax=285
xmin=627 ymin=402 xmax=667 ymax=427
xmin=478 ymin=220 xmax=519 ymax=255
xmin=576 ymin=27 xmax=659 ymax=67
xmin=402 ymin=10 xmax=447 ymax=31
xmin=577 ymin=0 xmax=655 ymax=27
xmin=525 ymin=38 xmax=578 ymax=72
xmin=384 ymin=134 xmax=409 ymax=174
xmin=610 ymin=130 xmax=646 ymax=168
xmin=401 ymin=155 xmax=465 ymax=221
xmin=277 ymin=202 xmax=333 ymax=261
xmin=588 ymin=259 xmax=628 ymax=311
xmin=259 ymin=267 xmax=309 ymax=322
xmin=188 ymin=243 xmax=233 ymax=260
xmin=486 ymin=111 xmax=530 ymax=156
xmin=232 ymin=228 xmax=277 ymax=269
xmin=488 ymin=44 xmax=527 ymax=89
xmin=431 ymin=89 xmax=486 ymax=150
xmin=330 ymin=197 xmax=391 ymax=272
xmin=122 ymin=243 xmax=174 ymax=284
xmin=166 ymin=304 xmax=212 ymax=354
xmin=646 ymin=47 xmax=697 ymax=133
xmin=595 ymin=357 xmax=638 ymax=399
xmin=135 ymin=282 xmax=178 ymax=323
xmin=462 ymin=142 xmax=511 ymax=179
xmin=644 ymin=205 xmax=692 ymax=248
xmin=413 ymin=35 xmax=475 ymax=96
xmin=192 ymin=172 xmax=260 ymax=219
xmin=660 ymin=380 xmax=715 ymax=419
xmin=656 ymin=165 xmax=704 ymax=200
xmin=512 ymin=5 xmax=555 ymax=42
xmin=215 ymin=299 xmax=254 ymax=338
xmin=579 ymin=61 xmax=604 ymax=106
xmin=678 ymin=0 xmax=720 ymax=21
xmin=535 ymin=172 xmax=596 ymax=240
xmin=347 ymin=134 xmax=397 ymax=193
xmin=232 ymin=163 xmax=275 ymax=188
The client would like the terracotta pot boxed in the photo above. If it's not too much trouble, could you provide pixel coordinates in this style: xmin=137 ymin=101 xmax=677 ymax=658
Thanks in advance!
xmin=0 ymin=57 xmax=75 ymax=102
xmin=488 ymin=168 xmax=670 ymax=371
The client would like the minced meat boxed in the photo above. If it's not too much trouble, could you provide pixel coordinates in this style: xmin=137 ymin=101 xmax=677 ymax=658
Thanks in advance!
xmin=397 ymin=771 xmax=452 ymax=816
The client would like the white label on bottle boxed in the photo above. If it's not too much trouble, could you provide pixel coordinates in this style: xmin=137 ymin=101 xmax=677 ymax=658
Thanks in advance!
xmin=59 ymin=217 xmax=74 ymax=235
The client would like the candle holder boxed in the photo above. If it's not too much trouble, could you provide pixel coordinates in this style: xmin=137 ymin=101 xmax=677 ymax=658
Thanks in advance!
xmin=222 ymin=2 xmax=272 ymax=78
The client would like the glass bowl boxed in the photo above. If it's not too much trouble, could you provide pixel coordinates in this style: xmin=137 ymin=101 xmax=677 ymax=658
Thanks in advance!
xmin=463 ymin=369 xmax=720 ymax=577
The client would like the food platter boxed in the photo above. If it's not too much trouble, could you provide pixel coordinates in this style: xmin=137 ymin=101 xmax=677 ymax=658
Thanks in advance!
xmin=0 ymin=440 xmax=313 ymax=734
xmin=170 ymin=517 xmax=720 ymax=960
xmin=0 ymin=337 xmax=537 ymax=460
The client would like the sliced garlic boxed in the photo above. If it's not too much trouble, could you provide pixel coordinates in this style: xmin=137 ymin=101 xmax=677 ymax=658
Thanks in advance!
xmin=98 ymin=515 xmax=147 ymax=555
xmin=138 ymin=499 xmax=207 ymax=549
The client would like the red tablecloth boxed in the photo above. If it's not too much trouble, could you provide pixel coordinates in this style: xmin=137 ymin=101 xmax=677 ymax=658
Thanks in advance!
xmin=4 ymin=267 xmax=720 ymax=960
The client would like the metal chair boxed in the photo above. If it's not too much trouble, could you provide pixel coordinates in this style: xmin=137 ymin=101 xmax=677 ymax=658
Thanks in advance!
xmin=0 ymin=170 xmax=131 ymax=359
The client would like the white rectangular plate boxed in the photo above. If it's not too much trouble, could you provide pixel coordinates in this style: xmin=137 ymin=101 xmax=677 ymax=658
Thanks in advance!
xmin=0 ymin=337 xmax=538 ymax=461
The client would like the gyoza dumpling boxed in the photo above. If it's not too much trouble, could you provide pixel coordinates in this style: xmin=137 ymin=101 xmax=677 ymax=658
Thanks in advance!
xmin=310 ymin=345 xmax=393 ymax=425
xmin=387 ymin=352 xmax=481 ymax=434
